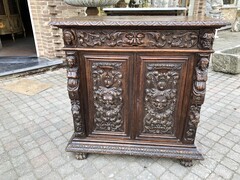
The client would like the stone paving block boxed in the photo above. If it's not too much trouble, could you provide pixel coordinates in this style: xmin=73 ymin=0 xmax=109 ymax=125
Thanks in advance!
xmin=212 ymin=143 xmax=230 ymax=154
xmin=11 ymin=154 xmax=28 ymax=168
xmin=80 ymin=163 xmax=98 ymax=178
xmin=70 ymin=158 xmax=88 ymax=169
xmin=42 ymin=172 xmax=62 ymax=180
xmin=0 ymin=161 xmax=13 ymax=175
xmin=227 ymin=150 xmax=240 ymax=163
xmin=49 ymin=156 xmax=67 ymax=169
xmin=183 ymin=172 xmax=202 ymax=180
xmin=191 ymin=164 xmax=212 ymax=179
xmin=64 ymin=172 xmax=85 ymax=180
xmin=200 ymin=157 xmax=218 ymax=171
xmin=214 ymin=164 xmax=234 ymax=179
xmin=8 ymin=146 xmax=25 ymax=158
xmin=232 ymin=173 xmax=240 ymax=180
xmin=169 ymin=162 xmax=189 ymax=178
xmin=34 ymin=164 xmax=52 ymax=179
xmin=57 ymin=163 xmax=75 ymax=178
xmin=18 ymin=172 xmax=36 ymax=180
xmin=207 ymin=173 xmax=225 ymax=180
xmin=123 ymin=161 xmax=144 ymax=177
xmin=146 ymin=162 xmax=166 ymax=177
xmin=0 ymin=169 xmax=18 ymax=180
xmin=221 ymin=157 xmax=239 ymax=171
xmin=40 ymin=141 xmax=56 ymax=152
xmin=160 ymin=171 xmax=179 ymax=180
xmin=15 ymin=161 xmax=33 ymax=177
xmin=206 ymin=150 xmax=225 ymax=162
xmin=137 ymin=169 xmax=156 ymax=179
xmin=115 ymin=169 xmax=136 ymax=179
xmin=45 ymin=148 xmax=61 ymax=161
xmin=30 ymin=154 xmax=49 ymax=168
xmin=218 ymin=137 xmax=235 ymax=148
xmin=0 ymin=152 xmax=10 ymax=164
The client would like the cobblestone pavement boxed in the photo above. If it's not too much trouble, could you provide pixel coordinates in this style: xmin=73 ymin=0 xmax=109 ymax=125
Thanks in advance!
xmin=1 ymin=31 xmax=240 ymax=180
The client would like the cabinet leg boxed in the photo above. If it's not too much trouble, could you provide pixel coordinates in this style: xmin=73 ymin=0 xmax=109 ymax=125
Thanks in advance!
xmin=179 ymin=159 xmax=193 ymax=167
xmin=75 ymin=152 xmax=87 ymax=160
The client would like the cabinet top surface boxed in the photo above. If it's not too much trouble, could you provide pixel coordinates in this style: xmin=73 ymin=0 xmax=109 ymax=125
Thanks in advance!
xmin=50 ymin=16 xmax=228 ymax=28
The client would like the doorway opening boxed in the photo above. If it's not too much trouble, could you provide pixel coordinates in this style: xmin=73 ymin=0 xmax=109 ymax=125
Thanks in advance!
xmin=0 ymin=0 xmax=36 ymax=57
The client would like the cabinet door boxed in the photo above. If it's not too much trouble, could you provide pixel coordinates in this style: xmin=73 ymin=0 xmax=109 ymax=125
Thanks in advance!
xmin=83 ymin=53 xmax=133 ymax=139
xmin=134 ymin=54 xmax=193 ymax=143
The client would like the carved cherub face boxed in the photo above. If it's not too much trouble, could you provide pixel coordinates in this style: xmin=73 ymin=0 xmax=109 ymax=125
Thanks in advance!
xmin=199 ymin=58 xmax=209 ymax=71
xmin=152 ymin=94 xmax=168 ymax=112
xmin=64 ymin=32 xmax=74 ymax=45
xmin=67 ymin=56 xmax=75 ymax=68
xmin=201 ymin=32 xmax=214 ymax=49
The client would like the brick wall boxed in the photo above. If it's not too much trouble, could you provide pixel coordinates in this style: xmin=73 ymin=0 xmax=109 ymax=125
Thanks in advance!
xmin=193 ymin=0 xmax=206 ymax=16
xmin=28 ymin=0 xmax=85 ymax=59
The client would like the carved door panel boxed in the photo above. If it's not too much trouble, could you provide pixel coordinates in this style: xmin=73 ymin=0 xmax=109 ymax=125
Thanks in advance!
xmin=84 ymin=53 xmax=133 ymax=139
xmin=134 ymin=54 xmax=193 ymax=143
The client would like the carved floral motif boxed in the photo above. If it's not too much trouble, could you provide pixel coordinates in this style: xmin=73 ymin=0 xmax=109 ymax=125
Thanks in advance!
xmin=76 ymin=30 xmax=198 ymax=48
xmin=66 ymin=52 xmax=85 ymax=136
xmin=143 ymin=63 xmax=181 ymax=134
xmin=92 ymin=62 xmax=124 ymax=132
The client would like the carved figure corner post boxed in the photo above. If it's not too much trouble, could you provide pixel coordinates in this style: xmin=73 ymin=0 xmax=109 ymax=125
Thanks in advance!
xmin=66 ymin=51 xmax=87 ymax=159
xmin=181 ymin=53 xmax=210 ymax=166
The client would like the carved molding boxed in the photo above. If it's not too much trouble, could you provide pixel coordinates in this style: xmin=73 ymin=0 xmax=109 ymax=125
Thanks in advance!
xmin=66 ymin=51 xmax=85 ymax=136
xmin=51 ymin=19 xmax=227 ymax=27
xmin=67 ymin=143 xmax=203 ymax=160
xmin=76 ymin=30 xmax=199 ymax=48
xmin=143 ymin=63 xmax=182 ymax=134
xmin=92 ymin=62 xmax=124 ymax=132
xmin=198 ymin=29 xmax=215 ymax=50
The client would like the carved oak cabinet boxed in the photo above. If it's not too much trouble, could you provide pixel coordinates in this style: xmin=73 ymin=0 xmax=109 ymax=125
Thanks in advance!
xmin=51 ymin=16 xmax=226 ymax=166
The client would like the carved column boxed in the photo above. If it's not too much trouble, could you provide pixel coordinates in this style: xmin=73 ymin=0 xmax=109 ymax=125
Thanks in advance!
xmin=183 ymin=53 xmax=210 ymax=144
xmin=183 ymin=29 xmax=215 ymax=145
xmin=64 ymin=28 xmax=85 ymax=137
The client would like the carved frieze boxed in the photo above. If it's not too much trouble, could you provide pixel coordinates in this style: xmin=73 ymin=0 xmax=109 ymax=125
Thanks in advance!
xmin=143 ymin=63 xmax=182 ymax=134
xmin=198 ymin=29 xmax=215 ymax=50
xmin=67 ymin=142 xmax=203 ymax=160
xmin=92 ymin=62 xmax=124 ymax=132
xmin=76 ymin=30 xmax=198 ymax=48
xmin=66 ymin=51 xmax=85 ymax=136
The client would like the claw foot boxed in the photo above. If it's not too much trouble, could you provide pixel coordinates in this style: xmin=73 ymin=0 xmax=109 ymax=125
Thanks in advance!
xmin=179 ymin=159 xmax=193 ymax=167
xmin=75 ymin=153 xmax=87 ymax=160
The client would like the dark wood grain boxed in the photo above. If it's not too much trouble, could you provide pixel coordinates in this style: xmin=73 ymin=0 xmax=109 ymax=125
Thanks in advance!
xmin=52 ymin=16 xmax=227 ymax=166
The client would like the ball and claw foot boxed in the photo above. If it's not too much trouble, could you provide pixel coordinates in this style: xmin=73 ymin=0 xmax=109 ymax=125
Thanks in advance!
xmin=179 ymin=159 xmax=193 ymax=167
xmin=75 ymin=153 xmax=87 ymax=160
